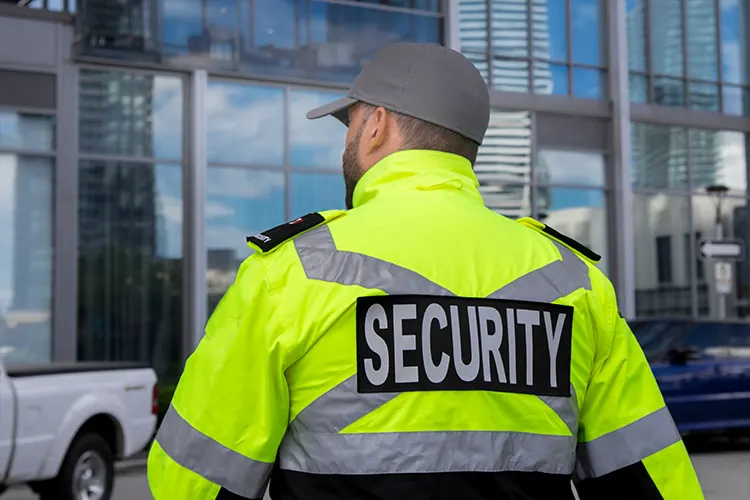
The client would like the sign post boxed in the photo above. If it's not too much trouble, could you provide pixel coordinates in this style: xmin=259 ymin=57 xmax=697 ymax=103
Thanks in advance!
xmin=714 ymin=261 xmax=733 ymax=295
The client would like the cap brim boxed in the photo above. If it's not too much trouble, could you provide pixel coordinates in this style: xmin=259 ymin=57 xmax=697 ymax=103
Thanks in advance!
xmin=306 ymin=96 xmax=357 ymax=126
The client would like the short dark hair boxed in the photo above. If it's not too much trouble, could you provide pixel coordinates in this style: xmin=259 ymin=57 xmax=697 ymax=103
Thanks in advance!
xmin=358 ymin=103 xmax=480 ymax=165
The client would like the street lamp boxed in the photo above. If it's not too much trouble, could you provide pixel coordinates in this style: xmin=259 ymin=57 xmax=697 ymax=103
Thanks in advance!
xmin=705 ymin=184 xmax=729 ymax=319
xmin=705 ymin=184 xmax=729 ymax=239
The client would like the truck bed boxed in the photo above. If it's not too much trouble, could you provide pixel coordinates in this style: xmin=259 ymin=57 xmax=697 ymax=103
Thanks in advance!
xmin=5 ymin=361 xmax=150 ymax=378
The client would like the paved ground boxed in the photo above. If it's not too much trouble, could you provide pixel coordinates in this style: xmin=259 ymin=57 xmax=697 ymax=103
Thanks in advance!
xmin=4 ymin=439 xmax=749 ymax=499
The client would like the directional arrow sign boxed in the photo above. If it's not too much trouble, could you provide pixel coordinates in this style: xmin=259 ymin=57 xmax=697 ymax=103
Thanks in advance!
xmin=699 ymin=239 xmax=745 ymax=261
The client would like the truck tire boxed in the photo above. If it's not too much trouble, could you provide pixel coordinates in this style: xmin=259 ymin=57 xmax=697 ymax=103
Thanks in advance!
xmin=40 ymin=432 xmax=115 ymax=500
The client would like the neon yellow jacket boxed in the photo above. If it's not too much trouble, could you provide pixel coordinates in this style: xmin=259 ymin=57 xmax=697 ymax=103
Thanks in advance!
xmin=148 ymin=150 xmax=703 ymax=500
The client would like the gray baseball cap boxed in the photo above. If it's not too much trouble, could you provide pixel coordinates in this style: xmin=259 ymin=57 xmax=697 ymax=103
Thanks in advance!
xmin=306 ymin=43 xmax=490 ymax=145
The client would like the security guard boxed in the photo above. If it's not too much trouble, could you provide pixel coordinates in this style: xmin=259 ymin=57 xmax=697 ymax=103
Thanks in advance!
xmin=148 ymin=43 xmax=704 ymax=500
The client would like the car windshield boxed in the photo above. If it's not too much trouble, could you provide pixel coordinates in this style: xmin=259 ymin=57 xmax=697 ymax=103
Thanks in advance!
xmin=629 ymin=320 xmax=683 ymax=363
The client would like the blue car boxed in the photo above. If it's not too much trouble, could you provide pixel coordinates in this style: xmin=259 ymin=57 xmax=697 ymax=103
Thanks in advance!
xmin=630 ymin=319 xmax=750 ymax=434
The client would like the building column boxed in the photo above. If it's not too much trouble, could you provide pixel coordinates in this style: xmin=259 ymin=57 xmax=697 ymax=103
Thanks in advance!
xmin=185 ymin=70 xmax=207 ymax=356
xmin=608 ymin=0 xmax=636 ymax=318
xmin=52 ymin=24 xmax=78 ymax=362
xmin=443 ymin=0 xmax=460 ymax=51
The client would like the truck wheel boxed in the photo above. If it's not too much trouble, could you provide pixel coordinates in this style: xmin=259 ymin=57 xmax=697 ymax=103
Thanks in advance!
xmin=41 ymin=433 xmax=115 ymax=500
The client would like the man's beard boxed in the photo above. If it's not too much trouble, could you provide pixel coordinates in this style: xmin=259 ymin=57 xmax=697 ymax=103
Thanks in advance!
xmin=342 ymin=123 xmax=365 ymax=210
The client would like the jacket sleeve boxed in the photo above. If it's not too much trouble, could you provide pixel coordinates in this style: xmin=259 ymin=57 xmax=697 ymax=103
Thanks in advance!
xmin=147 ymin=256 xmax=289 ymax=500
xmin=574 ymin=301 xmax=704 ymax=500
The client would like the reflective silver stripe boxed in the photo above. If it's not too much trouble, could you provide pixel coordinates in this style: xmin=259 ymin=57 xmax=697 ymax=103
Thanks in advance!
xmin=279 ymin=429 xmax=577 ymax=475
xmin=575 ymin=406 xmax=681 ymax=480
xmin=155 ymin=404 xmax=272 ymax=498
xmin=291 ymin=226 xmax=588 ymax=436
xmin=539 ymin=383 xmax=579 ymax=435
xmin=295 ymin=225 xmax=453 ymax=296
xmin=487 ymin=242 xmax=591 ymax=302
xmin=287 ymin=374 xmax=398 ymax=434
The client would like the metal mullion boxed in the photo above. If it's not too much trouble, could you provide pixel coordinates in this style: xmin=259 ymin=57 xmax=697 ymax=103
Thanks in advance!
xmin=206 ymin=161 xmax=288 ymax=171
xmin=78 ymin=153 xmax=181 ymax=165
xmin=486 ymin=0 xmax=493 ymax=88
xmin=632 ymin=187 xmax=693 ymax=197
xmin=76 ymin=60 xmax=192 ymax=78
xmin=681 ymin=0 xmax=689 ymax=108
xmin=0 ymin=148 xmax=56 ymax=157
xmin=539 ymin=182 xmax=607 ymax=190
xmin=530 ymin=112 xmax=538 ymax=217
xmin=536 ymin=60 xmax=605 ymax=71
xmin=565 ymin=0 xmax=573 ymax=96
xmin=526 ymin=0 xmax=534 ymax=93
xmin=320 ymin=0 xmax=442 ymax=17
xmin=0 ymin=105 xmax=57 ymax=116
xmin=284 ymin=87 xmax=292 ymax=220
xmin=645 ymin=0 xmax=654 ymax=102
xmin=685 ymin=126 xmax=699 ymax=317
xmin=715 ymin=0 xmax=724 ymax=111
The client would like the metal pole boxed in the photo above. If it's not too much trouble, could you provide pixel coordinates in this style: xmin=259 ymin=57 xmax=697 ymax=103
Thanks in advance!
xmin=715 ymin=204 xmax=726 ymax=319
xmin=608 ymin=0 xmax=636 ymax=319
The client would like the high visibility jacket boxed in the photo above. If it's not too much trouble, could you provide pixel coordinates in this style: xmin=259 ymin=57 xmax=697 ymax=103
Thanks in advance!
xmin=147 ymin=150 xmax=704 ymax=500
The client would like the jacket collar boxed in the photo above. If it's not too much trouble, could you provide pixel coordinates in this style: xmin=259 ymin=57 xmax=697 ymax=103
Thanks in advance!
xmin=352 ymin=150 xmax=483 ymax=208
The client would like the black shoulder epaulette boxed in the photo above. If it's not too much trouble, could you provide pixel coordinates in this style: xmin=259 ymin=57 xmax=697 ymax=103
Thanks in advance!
xmin=246 ymin=212 xmax=325 ymax=253
xmin=541 ymin=224 xmax=602 ymax=263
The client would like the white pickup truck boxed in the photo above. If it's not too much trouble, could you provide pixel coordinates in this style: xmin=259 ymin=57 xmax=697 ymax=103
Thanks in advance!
xmin=0 ymin=361 xmax=158 ymax=500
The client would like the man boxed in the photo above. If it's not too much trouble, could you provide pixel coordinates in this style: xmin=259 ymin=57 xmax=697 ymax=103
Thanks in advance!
xmin=148 ymin=43 xmax=704 ymax=500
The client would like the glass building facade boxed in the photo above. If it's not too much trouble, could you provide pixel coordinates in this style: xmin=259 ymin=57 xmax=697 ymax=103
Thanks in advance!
xmin=0 ymin=0 xmax=749 ymax=388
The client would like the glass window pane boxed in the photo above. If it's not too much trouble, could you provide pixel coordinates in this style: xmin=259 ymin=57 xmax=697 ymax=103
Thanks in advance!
xmin=0 ymin=155 xmax=53 ymax=365
xmin=532 ymin=0 xmax=567 ymax=62
xmin=78 ymin=161 xmax=183 ymax=385
xmin=206 ymin=82 xmax=284 ymax=166
xmin=205 ymin=167 xmax=285 ymax=314
xmin=722 ymin=85 xmax=750 ymax=116
xmin=308 ymin=1 xmax=442 ymax=83
xmin=650 ymin=0 xmax=684 ymax=77
xmin=572 ymin=68 xmax=603 ymax=99
xmin=81 ymin=0 xmax=440 ymax=83
xmin=459 ymin=0 xmax=488 ymax=54
xmin=630 ymin=73 xmax=648 ymax=102
xmin=534 ymin=62 xmax=567 ymax=95
xmin=79 ymin=70 xmax=183 ymax=160
xmin=476 ymin=110 xmax=533 ymax=217
xmin=686 ymin=0 xmax=718 ymax=81
xmin=536 ymin=187 xmax=609 ymax=275
xmin=631 ymin=123 xmax=687 ymax=190
xmin=537 ymin=149 xmax=605 ymax=187
xmin=653 ymin=76 xmax=686 ymax=107
xmin=290 ymin=172 xmax=346 ymax=219
xmin=491 ymin=0 xmax=530 ymax=58
xmin=688 ymin=82 xmax=720 ymax=111
xmin=492 ymin=58 xmax=530 ymax=92
xmin=689 ymin=129 xmax=748 ymax=193
xmin=289 ymin=90 xmax=346 ymax=169
xmin=481 ymin=184 xmax=532 ymax=219
xmin=465 ymin=51 xmax=490 ymax=82
xmin=720 ymin=0 xmax=749 ymax=85
xmin=0 ymin=112 xmax=55 ymax=152
xmin=571 ymin=0 xmax=602 ymax=66
xmin=732 ymin=201 xmax=750 ymax=319
xmin=626 ymin=0 xmax=647 ymax=72
xmin=634 ymin=194 xmax=692 ymax=318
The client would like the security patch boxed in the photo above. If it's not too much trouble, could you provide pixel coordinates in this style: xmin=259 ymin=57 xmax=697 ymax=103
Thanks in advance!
xmin=246 ymin=212 xmax=325 ymax=253
xmin=356 ymin=295 xmax=573 ymax=397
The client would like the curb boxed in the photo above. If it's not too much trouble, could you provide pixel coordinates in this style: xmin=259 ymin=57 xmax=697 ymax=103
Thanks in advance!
xmin=116 ymin=455 xmax=148 ymax=474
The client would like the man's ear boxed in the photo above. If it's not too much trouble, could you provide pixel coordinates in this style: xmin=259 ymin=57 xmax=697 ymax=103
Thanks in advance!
xmin=362 ymin=107 xmax=390 ymax=153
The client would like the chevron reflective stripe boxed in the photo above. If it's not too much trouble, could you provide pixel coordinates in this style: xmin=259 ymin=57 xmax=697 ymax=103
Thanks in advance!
xmin=283 ymin=224 xmax=591 ymax=473
xmin=155 ymin=404 xmax=273 ymax=498
xmin=575 ymin=406 xmax=681 ymax=480
xmin=279 ymin=429 xmax=577 ymax=475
